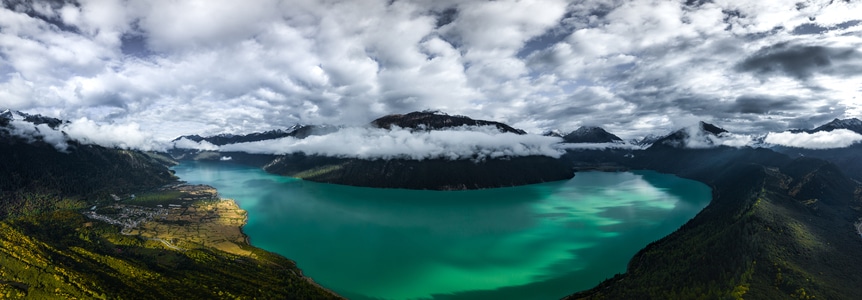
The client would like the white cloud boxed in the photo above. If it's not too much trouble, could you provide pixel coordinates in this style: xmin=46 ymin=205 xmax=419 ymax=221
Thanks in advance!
xmin=687 ymin=130 xmax=757 ymax=149
xmin=6 ymin=119 xmax=69 ymax=152
xmin=2 ymin=114 xmax=169 ymax=152
xmin=219 ymin=125 xmax=564 ymax=161
xmin=172 ymin=137 xmax=219 ymax=151
xmin=1 ymin=0 xmax=861 ymax=142
xmin=62 ymin=117 xmax=165 ymax=151
xmin=764 ymin=129 xmax=862 ymax=149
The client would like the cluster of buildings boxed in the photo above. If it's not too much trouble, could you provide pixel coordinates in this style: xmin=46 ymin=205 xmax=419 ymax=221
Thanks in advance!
xmin=84 ymin=205 xmax=169 ymax=234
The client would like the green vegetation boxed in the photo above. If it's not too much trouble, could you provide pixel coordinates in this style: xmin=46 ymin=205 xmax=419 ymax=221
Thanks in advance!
xmin=126 ymin=190 xmax=187 ymax=207
xmin=0 ymin=139 xmax=176 ymax=219
xmin=0 ymin=211 xmax=339 ymax=299
xmin=567 ymin=149 xmax=862 ymax=299
xmin=292 ymin=164 xmax=345 ymax=179
xmin=0 ymin=136 xmax=340 ymax=299
xmin=0 ymin=192 xmax=86 ymax=220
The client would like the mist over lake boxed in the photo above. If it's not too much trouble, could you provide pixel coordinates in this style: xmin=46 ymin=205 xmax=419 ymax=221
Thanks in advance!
xmin=173 ymin=161 xmax=710 ymax=300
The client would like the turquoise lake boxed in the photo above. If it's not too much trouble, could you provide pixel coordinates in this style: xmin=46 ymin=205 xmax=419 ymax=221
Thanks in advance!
xmin=172 ymin=161 xmax=711 ymax=300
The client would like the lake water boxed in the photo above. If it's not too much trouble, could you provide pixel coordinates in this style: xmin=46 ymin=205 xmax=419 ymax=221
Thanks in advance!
xmin=172 ymin=161 xmax=711 ymax=300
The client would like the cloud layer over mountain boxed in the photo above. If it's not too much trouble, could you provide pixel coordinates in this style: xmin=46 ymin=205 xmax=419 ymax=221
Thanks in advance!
xmin=2 ymin=112 xmax=163 ymax=151
xmin=764 ymin=129 xmax=862 ymax=149
xmin=220 ymin=126 xmax=564 ymax=161
xmin=1 ymin=0 xmax=861 ymax=141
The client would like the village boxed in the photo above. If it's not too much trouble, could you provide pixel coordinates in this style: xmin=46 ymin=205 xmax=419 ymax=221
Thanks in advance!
xmin=83 ymin=205 xmax=169 ymax=235
xmin=81 ymin=184 xmax=252 ymax=256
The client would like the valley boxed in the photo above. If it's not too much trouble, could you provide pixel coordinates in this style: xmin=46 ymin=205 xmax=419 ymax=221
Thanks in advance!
xmin=2 ymin=110 xmax=862 ymax=299
xmin=3 ymin=1 xmax=862 ymax=299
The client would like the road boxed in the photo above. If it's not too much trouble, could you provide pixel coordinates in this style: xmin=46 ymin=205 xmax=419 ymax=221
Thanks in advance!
xmin=149 ymin=238 xmax=185 ymax=251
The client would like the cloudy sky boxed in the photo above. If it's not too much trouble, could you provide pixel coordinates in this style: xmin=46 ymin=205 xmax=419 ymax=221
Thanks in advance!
xmin=1 ymin=0 xmax=861 ymax=141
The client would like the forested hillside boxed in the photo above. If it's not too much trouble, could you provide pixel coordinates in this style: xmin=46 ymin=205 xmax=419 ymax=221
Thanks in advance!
xmin=566 ymin=147 xmax=862 ymax=299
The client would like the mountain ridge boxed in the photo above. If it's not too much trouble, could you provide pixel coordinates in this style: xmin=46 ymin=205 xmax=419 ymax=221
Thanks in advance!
xmin=370 ymin=110 xmax=527 ymax=134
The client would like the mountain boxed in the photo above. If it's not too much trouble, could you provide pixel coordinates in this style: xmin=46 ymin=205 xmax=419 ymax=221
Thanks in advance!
xmin=650 ymin=121 xmax=729 ymax=149
xmin=371 ymin=110 xmax=526 ymax=134
xmin=0 ymin=113 xmax=341 ymax=299
xmin=542 ymin=129 xmax=564 ymax=138
xmin=564 ymin=145 xmax=862 ymax=299
xmin=632 ymin=134 xmax=662 ymax=147
xmin=0 ymin=109 xmax=65 ymax=129
xmin=810 ymin=118 xmax=862 ymax=134
xmin=262 ymin=112 xmax=572 ymax=190
xmin=562 ymin=126 xmax=623 ymax=143
xmin=263 ymin=153 xmax=573 ymax=190
xmin=1 ymin=117 xmax=176 ymax=219
xmin=168 ymin=124 xmax=339 ymax=166
xmin=770 ymin=118 xmax=862 ymax=181
xmin=170 ymin=111 xmax=573 ymax=190
xmin=172 ymin=124 xmax=338 ymax=146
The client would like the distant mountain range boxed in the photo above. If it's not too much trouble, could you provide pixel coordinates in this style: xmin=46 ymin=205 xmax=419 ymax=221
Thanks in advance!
xmin=0 ymin=109 xmax=65 ymax=128
xmin=173 ymin=124 xmax=338 ymax=146
xmin=166 ymin=112 xmax=862 ymax=184
xmin=793 ymin=118 xmax=862 ymax=134
xmin=263 ymin=111 xmax=571 ymax=190
xmin=371 ymin=110 xmax=526 ymax=134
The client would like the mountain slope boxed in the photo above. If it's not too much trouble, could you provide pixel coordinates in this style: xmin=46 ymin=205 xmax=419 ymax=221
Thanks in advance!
xmin=650 ymin=121 xmax=729 ymax=149
xmin=810 ymin=118 xmax=862 ymax=134
xmin=0 ymin=134 xmax=176 ymax=219
xmin=772 ymin=118 xmax=862 ymax=181
xmin=264 ymin=154 xmax=573 ymax=190
xmin=565 ymin=147 xmax=862 ymax=299
xmin=0 ymin=113 xmax=340 ymax=299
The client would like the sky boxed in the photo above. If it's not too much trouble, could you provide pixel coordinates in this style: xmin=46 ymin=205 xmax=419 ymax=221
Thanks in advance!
xmin=1 ymin=0 xmax=861 ymax=142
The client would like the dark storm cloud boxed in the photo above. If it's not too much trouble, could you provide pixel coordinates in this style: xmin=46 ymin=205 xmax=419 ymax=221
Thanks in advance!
xmin=737 ymin=43 xmax=862 ymax=80
xmin=119 ymin=33 xmax=151 ymax=57
xmin=730 ymin=95 xmax=801 ymax=114
xmin=435 ymin=7 xmax=457 ymax=28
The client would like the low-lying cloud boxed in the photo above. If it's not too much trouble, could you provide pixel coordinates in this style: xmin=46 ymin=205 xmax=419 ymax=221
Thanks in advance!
xmin=764 ymin=129 xmax=862 ymax=149
xmin=6 ymin=119 xmax=69 ymax=151
xmin=172 ymin=137 xmax=219 ymax=151
xmin=219 ymin=125 xmax=564 ymax=161
xmin=63 ymin=118 xmax=164 ymax=151
xmin=664 ymin=125 xmax=757 ymax=149
xmin=2 ymin=116 xmax=166 ymax=152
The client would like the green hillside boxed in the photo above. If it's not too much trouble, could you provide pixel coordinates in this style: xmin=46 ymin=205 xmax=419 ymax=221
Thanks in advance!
xmin=0 ymin=129 xmax=340 ymax=299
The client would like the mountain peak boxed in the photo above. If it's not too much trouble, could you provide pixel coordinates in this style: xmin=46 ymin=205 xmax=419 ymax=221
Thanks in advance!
xmin=542 ymin=129 xmax=563 ymax=138
xmin=811 ymin=118 xmax=862 ymax=134
xmin=650 ymin=121 xmax=730 ymax=149
xmin=562 ymin=126 xmax=623 ymax=143
xmin=699 ymin=121 xmax=728 ymax=136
